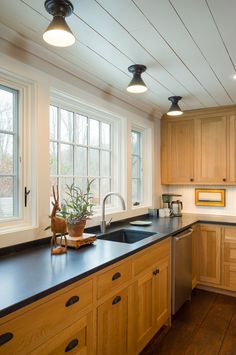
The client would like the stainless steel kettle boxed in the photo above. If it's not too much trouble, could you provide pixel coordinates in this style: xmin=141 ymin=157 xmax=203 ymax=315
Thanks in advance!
xmin=171 ymin=200 xmax=183 ymax=217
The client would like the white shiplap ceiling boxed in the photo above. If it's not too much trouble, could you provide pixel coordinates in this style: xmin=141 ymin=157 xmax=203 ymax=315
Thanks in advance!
xmin=0 ymin=0 xmax=236 ymax=118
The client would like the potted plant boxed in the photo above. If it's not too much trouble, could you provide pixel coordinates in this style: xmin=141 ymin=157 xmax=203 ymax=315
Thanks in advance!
xmin=59 ymin=179 xmax=95 ymax=238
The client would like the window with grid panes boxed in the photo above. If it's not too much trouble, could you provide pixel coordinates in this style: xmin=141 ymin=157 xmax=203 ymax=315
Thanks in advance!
xmin=131 ymin=130 xmax=142 ymax=205
xmin=0 ymin=85 xmax=19 ymax=219
xmin=49 ymin=105 xmax=112 ymax=206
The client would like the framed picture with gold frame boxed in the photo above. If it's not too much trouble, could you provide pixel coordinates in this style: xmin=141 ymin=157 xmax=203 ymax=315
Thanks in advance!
xmin=195 ymin=189 xmax=225 ymax=207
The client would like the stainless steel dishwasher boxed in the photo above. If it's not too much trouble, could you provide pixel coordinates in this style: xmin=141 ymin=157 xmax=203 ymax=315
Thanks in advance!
xmin=172 ymin=228 xmax=193 ymax=315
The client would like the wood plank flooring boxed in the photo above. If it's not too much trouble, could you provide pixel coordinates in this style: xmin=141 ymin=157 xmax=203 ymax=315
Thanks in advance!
xmin=141 ymin=289 xmax=236 ymax=355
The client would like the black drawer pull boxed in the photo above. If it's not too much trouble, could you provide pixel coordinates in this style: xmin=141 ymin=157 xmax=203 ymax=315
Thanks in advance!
xmin=65 ymin=295 xmax=80 ymax=307
xmin=65 ymin=339 xmax=79 ymax=352
xmin=153 ymin=270 xmax=157 ymax=276
xmin=112 ymin=296 xmax=121 ymax=305
xmin=112 ymin=272 xmax=121 ymax=281
xmin=153 ymin=269 xmax=160 ymax=276
xmin=0 ymin=332 xmax=13 ymax=346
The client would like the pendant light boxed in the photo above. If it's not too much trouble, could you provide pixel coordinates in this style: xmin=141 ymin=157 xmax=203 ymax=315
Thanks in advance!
xmin=167 ymin=96 xmax=183 ymax=116
xmin=127 ymin=65 xmax=147 ymax=93
xmin=43 ymin=0 xmax=75 ymax=47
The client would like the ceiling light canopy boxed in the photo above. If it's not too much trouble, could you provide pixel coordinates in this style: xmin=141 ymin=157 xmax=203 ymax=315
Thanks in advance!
xmin=167 ymin=96 xmax=183 ymax=116
xmin=43 ymin=0 xmax=75 ymax=47
xmin=127 ymin=64 xmax=147 ymax=93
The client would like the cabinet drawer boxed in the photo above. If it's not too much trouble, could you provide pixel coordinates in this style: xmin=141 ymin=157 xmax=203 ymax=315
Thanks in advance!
xmin=97 ymin=260 xmax=132 ymax=299
xmin=133 ymin=239 xmax=170 ymax=277
xmin=224 ymin=242 xmax=236 ymax=263
xmin=223 ymin=227 xmax=236 ymax=242
xmin=223 ymin=264 xmax=236 ymax=291
xmin=31 ymin=312 xmax=93 ymax=355
xmin=0 ymin=279 xmax=93 ymax=355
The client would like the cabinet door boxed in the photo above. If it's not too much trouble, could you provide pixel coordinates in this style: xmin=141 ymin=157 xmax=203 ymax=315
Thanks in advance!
xmin=195 ymin=116 xmax=227 ymax=183
xmin=192 ymin=225 xmax=198 ymax=289
xmin=197 ymin=225 xmax=221 ymax=285
xmin=228 ymin=115 xmax=236 ymax=182
xmin=134 ymin=271 xmax=155 ymax=354
xmin=161 ymin=119 xmax=194 ymax=183
xmin=134 ymin=259 xmax=170 ymax=354
xmin=154 ymin=259 xmax=170 ymax=330
xmin=97 ymin=287 xmax=131 ymax=355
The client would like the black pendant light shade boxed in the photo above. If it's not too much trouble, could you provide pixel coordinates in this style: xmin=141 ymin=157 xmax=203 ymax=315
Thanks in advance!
xmin=127 ymin=64 xmax=147 ymax=93
xmin=167 ymin=96 xmax=183 ymax=116
xmin=43 ymin=0 xmax=75 ymax=47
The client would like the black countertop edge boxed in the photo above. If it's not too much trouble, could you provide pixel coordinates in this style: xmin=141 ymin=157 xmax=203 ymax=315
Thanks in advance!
xmin=0 ymin=233 xmax=169 ymax=318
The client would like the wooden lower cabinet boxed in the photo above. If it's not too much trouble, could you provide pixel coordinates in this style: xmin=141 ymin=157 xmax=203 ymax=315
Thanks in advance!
xmin=97 ymin=287 xmax=131 ymax=355
xmin=197 ymin=224 xmax=221 ymax=285
xmin=0 ymin=239 xmax=171 ymax=355
xmin=192 ymin=225 xmax=198 ymax=289
xmin=134 ymin=257 xmax=170 ymax=354
xmin=31 ymin=312 xmax=94 ymax=355
xmin=222 ymin=227 xmax=236 ymax=291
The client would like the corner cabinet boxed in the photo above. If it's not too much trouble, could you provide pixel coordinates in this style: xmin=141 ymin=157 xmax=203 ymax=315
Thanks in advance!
xmin=197 ymin=224 xmax=221 ymax=286
xmin=161 ymin=106 xmax=236 ymax=185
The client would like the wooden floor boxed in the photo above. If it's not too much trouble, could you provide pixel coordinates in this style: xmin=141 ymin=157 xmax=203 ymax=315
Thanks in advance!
xmin=141 ymin=289 xmax=236 ymax=355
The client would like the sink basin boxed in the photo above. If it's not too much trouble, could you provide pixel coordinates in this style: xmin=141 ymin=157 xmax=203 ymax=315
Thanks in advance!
xmin=97 ymin=229 xmax=158 ymax=244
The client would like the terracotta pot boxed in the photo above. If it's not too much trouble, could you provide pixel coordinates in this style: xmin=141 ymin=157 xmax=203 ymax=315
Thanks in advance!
xmin=67 ymin=219 xmax=86 ymax=238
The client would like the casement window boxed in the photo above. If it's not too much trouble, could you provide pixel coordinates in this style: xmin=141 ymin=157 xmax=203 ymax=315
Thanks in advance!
xmin=0 ymin=84 xmax=19 ymax=219
xmin=131 ymin=130 xmax=142 ymax=205
xmin=49 ymin=104 xmax=113 ymax=206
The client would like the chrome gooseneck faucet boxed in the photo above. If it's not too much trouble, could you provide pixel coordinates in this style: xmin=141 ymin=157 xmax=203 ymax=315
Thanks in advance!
xmin=100 ymin=192 xmax=126 ymax=233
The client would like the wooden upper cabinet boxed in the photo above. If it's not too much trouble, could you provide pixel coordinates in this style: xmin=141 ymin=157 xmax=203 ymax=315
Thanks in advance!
xmin=228 ymin=115 xmax=236 ymax=182
xmin=161 ymin=119 xmax=194 ymax=184
xmin=195 ymin=115 xmax=227 ymax=183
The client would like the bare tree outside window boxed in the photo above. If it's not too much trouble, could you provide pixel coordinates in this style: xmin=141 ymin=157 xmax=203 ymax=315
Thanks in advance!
xmin=0 ymin=85 xmax=19 ymax=219
xmin=49 ymin=105 xmax=112 ymax=207
xmin=131 ymin=130 xmax=142 ymax=205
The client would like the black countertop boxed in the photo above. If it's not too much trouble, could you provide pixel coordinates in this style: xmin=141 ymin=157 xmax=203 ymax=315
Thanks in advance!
xmin=1 ymin=213 xmax=236 ymax=318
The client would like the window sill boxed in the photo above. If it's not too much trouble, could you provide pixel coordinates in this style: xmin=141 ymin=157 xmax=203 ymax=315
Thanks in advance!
xmin=0 ymin=222 xmax=36 ymax=236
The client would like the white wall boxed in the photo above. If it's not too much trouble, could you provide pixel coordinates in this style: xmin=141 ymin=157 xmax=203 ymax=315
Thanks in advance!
xmin=163 ymin=185 xmax=236 ymax=216
xmin=0 ymin=39 xmax=156 ymax=248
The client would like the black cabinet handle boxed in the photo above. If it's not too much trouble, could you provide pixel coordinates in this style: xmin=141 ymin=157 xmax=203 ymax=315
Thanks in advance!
xmin=112 ymin=296 xmax=121 ymax=305
xmin=190 ymin=178 xmax=194 ymax=182
xmin=65 ymin=339 xmax=79 ymax=352
xmin=112 ymin=272 xmax=121 ymax=281
xmin=65 ymin=295 xmax=80 ymax=307
xmin=0 ymin=332 xmax=13 ymax=346
xmin=153 ymin=269 xmax=160 ymax=276
xmin=223 ymin=178 xmax=226 ymax=182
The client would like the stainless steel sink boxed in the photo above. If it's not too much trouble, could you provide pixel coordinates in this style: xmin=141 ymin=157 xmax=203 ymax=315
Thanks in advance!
xmin=97 ymin=229 xmax=158 ymax=244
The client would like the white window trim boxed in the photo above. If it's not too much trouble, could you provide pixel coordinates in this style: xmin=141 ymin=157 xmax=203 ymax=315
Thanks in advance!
xmin=50 ymin=89 xmax=123 ymax=214
xmin=0 ymin=70 xmax=37 ymax=233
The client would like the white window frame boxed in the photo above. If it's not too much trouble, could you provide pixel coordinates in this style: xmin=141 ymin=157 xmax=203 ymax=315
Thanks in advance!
xmin=131 ymin=129 xmax=142 ymax=206
xmin=50 ymin=90 xmax=122 ymax=215
xmin=131 ymin=124 xmax=152 ymax=210
xmin=0 ymin=71 xmax=36 ymax=232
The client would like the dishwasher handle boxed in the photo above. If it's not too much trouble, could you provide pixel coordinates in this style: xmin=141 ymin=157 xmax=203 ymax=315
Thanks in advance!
xmin=174 ymin=228 xmax=193 ymax=241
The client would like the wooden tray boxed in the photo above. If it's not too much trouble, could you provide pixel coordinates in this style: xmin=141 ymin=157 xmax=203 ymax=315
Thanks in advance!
xmin=59 ymin=233 xmax=96 ymax=249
